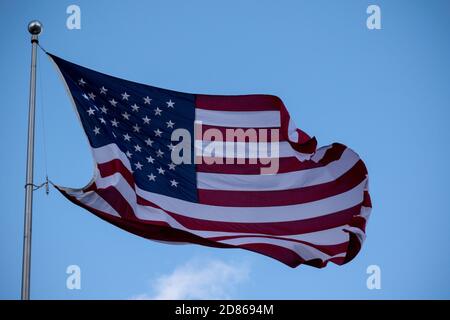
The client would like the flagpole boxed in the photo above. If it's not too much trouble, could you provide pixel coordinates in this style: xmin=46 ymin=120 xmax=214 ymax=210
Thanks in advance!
xmin=21 ymin=20 xmax=42 ymax=300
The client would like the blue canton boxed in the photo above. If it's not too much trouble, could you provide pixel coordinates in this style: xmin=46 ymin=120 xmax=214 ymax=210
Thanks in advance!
xmin=50 ymin=54 xmax=198 ymax=202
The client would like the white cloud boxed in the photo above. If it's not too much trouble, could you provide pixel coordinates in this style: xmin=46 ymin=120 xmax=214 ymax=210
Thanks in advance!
xmin=132 ymin=259 xmax=250 ymax=300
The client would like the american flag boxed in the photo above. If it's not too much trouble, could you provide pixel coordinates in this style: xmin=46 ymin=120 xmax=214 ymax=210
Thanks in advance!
xmin=50 ymin=53 xmax=371 ymax=268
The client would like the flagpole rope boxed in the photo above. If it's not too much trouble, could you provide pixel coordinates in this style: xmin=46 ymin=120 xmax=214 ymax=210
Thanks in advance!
xmin=37 ymin=45 xmax=50 ymax=194
xmin=24 ymin=180 xmax=48 ymax=192
xmin=34 ymin=44 xmax=69 ymax=194
xmin=37 ymin=42 xmax=48 ymax=54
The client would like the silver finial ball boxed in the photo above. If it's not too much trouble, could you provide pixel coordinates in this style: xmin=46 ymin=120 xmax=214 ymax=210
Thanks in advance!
xmin=28 ymin=20 xmax=43 ymax=35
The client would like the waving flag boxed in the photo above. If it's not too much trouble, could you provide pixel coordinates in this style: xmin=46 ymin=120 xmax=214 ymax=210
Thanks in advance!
xmin=50 ymin=53 xmax=371 ymax=268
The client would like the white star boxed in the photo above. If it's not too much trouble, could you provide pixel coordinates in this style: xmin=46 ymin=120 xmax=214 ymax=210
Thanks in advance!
xmin=143 ymin=96 xmax=152 ymax=104
xmin=121 ymin=92 xmax=130 ymax=100
xmin=134 ymin=162 xmax=143 ymax=170
xmin=82 ymin=93 xmax=89 ymax=100
xmin=154 ymin=128 xmax=162 ymax=137
xmin=93 ymin=127 xmax=100 ymax=135
xmin=132 ymin=124 xmax=141 ymax=133
xmin=145 ymin=138 xmax=153 ymax=146
xmin=170 ymin=179 xmax=178 ymax=187
xmin=109 ymin=98 xmax=118 ymax=106
xmin=156 ymin=149 xmax=164 ymax=158
xmin=166 ymin=120 xmax=175 ymax=128
xmin=100 ymin=106 xmax=108 ymax=114
xmin=154 ymin=107 xmax=162 ymax=116
xmin=78 ymin=78 xmax=86 ymax=86
xmin=168 ymin=163 xmax=176 ymax=170
xmin=99 ymin=117 xmax=106 ymax=124
xmin=142 ymin=115 xmax=151 ymax=124
xmin=100 ymin=86 xmax=108 ymax=94
xmin=147 ymin=173 xmax=156 ymax=181
xmin=131 ymin=104 xmax=140 ymax=112
xmin=134 ymin=144 xmax=142 ymax=152
xmin=167 ymin=143 xmax=175 ymax=151
xmin=123 ymin=133 xmax=131 ymax=141
xmin=86 ymin=107 xmax=95 ymax=116
xmin=126 ymin=151 xmax=133 ymax=158
xmin=166 ymin=100 xmax=175 ymax=108
xmin=122 ymin=112 xmax=130 ymax=120
xmin=146 ymin=155 xmax=155 ymax=163
xmin=111 ymin=119 xmax=119 ymax=127
xmin=88 ymin=92 xmax=96 ymax=100
xmin=157 ymin=167 xmax=165 ymax=175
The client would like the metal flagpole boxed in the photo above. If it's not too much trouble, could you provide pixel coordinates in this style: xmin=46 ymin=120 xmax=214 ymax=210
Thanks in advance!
xmin=21 ymin=20 xmax=42 ymax=300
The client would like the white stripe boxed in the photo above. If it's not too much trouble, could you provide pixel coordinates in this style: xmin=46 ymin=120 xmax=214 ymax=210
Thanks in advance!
xmin=217 ymin=237 xmax=346 ymax=261
xmin=95 ymin=171 xmax=137 ymax=206
xmin=288 ymin=119 xmax=299 ymax=142
xmin=92 ymin=143 xmax=132 ymax=170
xmin=277 ymin=226 xmax=350 ymax=244
xmin=196 ymin=109 xmax=280 ymax=128
xmin=311 ymin=145 xmax=333 ymax=162
xmin=205 ymin=226 xmax=351 ymax=245
xmin=360 ymin=206 xmax=371 ymax=220
xmin=197 ymin=147 xmax=359 ymax=191
xmin=60 ymin=186 xmax=121 ymax=218
xmin=344 ymin=226 xmax=366 ymax=243
xmin=196 ymin=140 xmax=286 ymax=158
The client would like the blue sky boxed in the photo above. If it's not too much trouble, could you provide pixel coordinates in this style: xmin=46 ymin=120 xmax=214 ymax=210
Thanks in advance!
xmin=1 ymin=0 xmax=450 ymax=299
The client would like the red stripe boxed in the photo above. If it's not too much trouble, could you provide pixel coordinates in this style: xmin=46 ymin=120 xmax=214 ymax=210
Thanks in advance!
xmin=84 ymin=182 xmax=97 ymax=192
xmin=197 ymin=156 xmax=304 ymax=174
xmin=196 ymin=94 xmax=282 ymax=111
xmin=98 ymin=159 xmax=135 ymax=187
xmin=350 ymin=216 xmax=367 ymax=232
xmin=327 ymin=256 xmax=346 ymax=265
xmin=197 ymin=143 xmax=346 ymax=174
xmin=239 ymin=242 xmax=346 ymax=268
xmin=95 ymin=186 xmax=136 ymax=220
xmin=296 ymin=128 xmax=313 ymax=146
xmin=198 ymin=160 xmax=367 ymax=207
xmin=199 ymin=124 xmax=284 ymax=142
xmin=136 ymin=195 xmax=159 ymax=208
xmin=343 ymin=233 xmax=362 ymax=264
xmin=363 ymin=190 xmax=372 ymax=208
xmin=238 ymin=243 xmax=305 ymax=268
xmin=162 ymin=203 xmax=363 ymax=235
xmin=207 ymin=234 xmax=349 ymax=257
